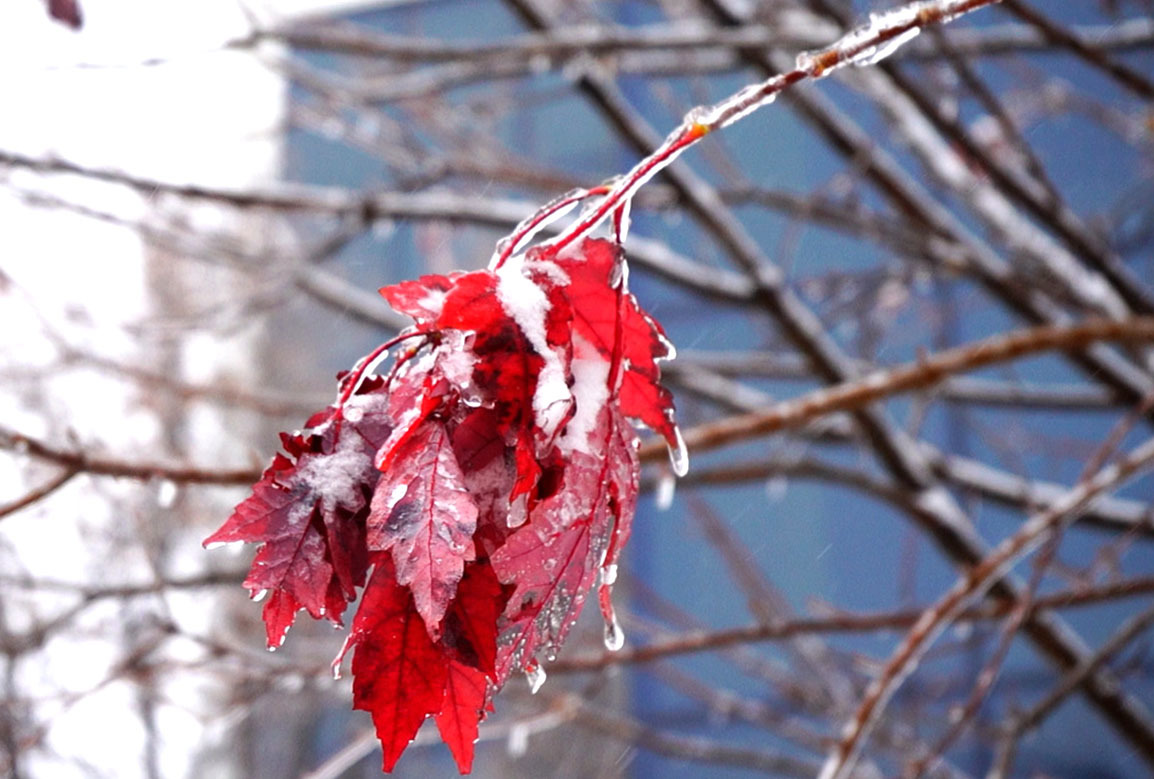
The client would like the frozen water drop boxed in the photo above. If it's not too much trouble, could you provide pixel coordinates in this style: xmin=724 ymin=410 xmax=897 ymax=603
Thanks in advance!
xmin=343 ymin=406 xmax=364 ymax=423
xmin=252 ymin=589 xmax=269 ymax=603
xmin=669 ymin=427 xmax=689 ymax=477
xmin=204 ymin=541 xmax=227 ymax=551
xmin=508 ymin=495 xmax=529 ymax=528
xmin=765 ymin=476 xmax=788 ymax=502
xmin=156 ymin=479 xmax=177 ymax=508
xmin=525 ymin=662 xmax=547 ymax=694
xmin=267 ymin=645 xmax=278 ymax=653
xmin=332 ymin=663 xmax=342 ymax=681
xmin=603 ymin=612 xmax=625 ymax=652
xmin=599 ymin=563 xmax=618 ymax=587
xmin=655 ymin=471 xmax=676 ymax=510
xmin=507 ymin=723 xmax=529 ymax=758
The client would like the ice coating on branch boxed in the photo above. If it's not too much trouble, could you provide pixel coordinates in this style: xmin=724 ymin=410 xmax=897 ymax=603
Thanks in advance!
xmin=852 ymin=24 xmax=920 ymax=66
xmin=795 ymin=0 xmax=957 ymax=77
xmin=491 ymin=188 xmax=584 ymax=267
xmin=686 ymin=85 xmax=776 ymax=131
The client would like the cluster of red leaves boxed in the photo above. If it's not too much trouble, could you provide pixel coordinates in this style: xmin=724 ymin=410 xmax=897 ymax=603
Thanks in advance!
xmin=205 ymin=237 xmax=680 ymax=773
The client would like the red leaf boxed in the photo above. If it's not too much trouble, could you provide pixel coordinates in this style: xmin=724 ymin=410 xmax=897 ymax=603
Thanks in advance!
xmin=210 ymin=233 xmax=679 ymax=773
xmin=379 ymin=273 xmax=455 ymax=322
xmin=491 ymin=407 xmax=637 ymax=677
xmin=203 ymin=386 xmax=390 ymax=646
xmin=47 ymin=0 xmax=83 ymax=29
xmin=349 ymin=558 xmax=449 ymax=773
xmin=435 ymin=661 xmax=489 ymax=773
xmin=530 ymin=238 xmax=679 ymax=448
xmin=368 ymin=421 xmax=478 ymax=637
xmin=443 ymin=563 xmax=506 ymax=675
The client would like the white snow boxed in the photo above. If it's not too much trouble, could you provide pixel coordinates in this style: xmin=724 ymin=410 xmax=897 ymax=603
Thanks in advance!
xmin=495 ymin=256 xmax=573 ymax=442
xmin=558 ymin=335 xmax=611 ymax=456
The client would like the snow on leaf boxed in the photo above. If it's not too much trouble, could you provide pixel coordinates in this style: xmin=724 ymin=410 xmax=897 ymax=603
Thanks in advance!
xmin=203 ymin=386 xmax=390 ymax=646
xmin=208 ymin=233 xmax=679 ymax=773
xmin=368 ymin=420 xmax=478 ymax=638
xmin=528 ymin=238 xmax=680 ymax=449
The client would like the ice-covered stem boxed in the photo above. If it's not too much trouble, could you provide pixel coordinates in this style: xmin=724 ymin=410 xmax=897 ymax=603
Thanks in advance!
xmin=333 ymin=330 xmax=428 ymax=424
xmin=544 ymin=0 xmax=1001 ymax=255
xmin=492 ymin=184 xmax=611 ymax=269
xmin=818 ymin=434 xmax=1154 ymax=779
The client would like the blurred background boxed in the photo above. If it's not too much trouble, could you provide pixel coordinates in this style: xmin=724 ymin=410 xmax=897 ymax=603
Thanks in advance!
xmin=2 ymin=0 xmax=1153 ymax=776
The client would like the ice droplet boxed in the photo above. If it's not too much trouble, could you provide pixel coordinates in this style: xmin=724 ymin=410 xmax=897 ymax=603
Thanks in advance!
xmin=669 ymin=427 xmax=689 ymax=477
xmin=765 ymin=476 xmax=788 ymax=503
xmin=343 ymin=405 xmax=364 ymax=423
xmin=507 ymin=723 xmax=529 ymax=758
xmin=156 ymin=479 xmax=177 ymax=508
xmin=525 ymin=662 xmax=547 ymax=694
xmin=655 ymin=471 xmax=676 ymax=510
xmin=204 ymin=541 xmax=228 ymax=551
xmin=603 ymin=612 xmax=625 ymax=652
xmin=508 ymin=495 xmax=529 ymax=528
xmin=599 ymin=563 xmax=618 ymax=587
xmin=252 ymin=589 xmax=269 ymax=603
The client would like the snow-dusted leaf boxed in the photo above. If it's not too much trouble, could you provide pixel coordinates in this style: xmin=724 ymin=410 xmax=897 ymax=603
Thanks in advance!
xmin=203 ymin=386 xmax=390 ymax=647
xmin=368 ymin=420 xmax=478 ymax=637
xmin=209 ymin=233 xmax=678 ymax=773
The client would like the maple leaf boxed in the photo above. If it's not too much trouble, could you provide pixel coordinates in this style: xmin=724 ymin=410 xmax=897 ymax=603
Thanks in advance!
xmin=207 ymin=235 xmax=681 ymax=774
xmin=491 ymin=405 xmax=638 ymax=677
xmin=204 ymin=382 xmax=391 ymax=647
xmin=368 ymin=419 xmax=478 ymax=637
xmin=346 ymin=556 xmax=449 ymax=773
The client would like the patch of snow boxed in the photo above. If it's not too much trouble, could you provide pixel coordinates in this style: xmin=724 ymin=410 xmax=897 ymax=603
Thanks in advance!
xmin=495 ymin=256 xmax=572 ymax=441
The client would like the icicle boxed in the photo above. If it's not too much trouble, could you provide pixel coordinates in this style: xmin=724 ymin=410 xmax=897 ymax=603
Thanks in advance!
xmin=507 ymin=723 xmax=529 ymax=758
xmin=765 ymin=476 xmax=788 ymax=503
xmin=655 ymin=471 xmax=676 ymax=510
xmin=669 ymin=426 xmax=689 ymax=477
xmin=603 ymin=612 xmax=625 ymax=652
xmin=525 ymin=661 xmax=547 ymax=694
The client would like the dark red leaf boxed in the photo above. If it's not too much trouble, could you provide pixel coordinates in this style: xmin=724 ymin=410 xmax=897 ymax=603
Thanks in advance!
xmin=203 ymin=386 xmax=390 ymax=646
